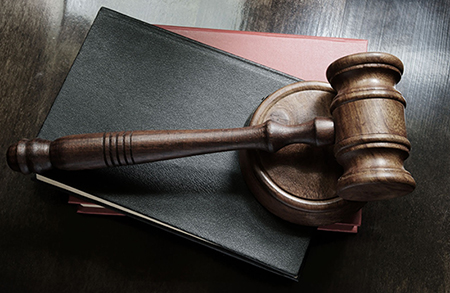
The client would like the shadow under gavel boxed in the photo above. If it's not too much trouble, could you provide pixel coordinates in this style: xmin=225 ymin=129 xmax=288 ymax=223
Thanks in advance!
xmin=7 ymin=52 xmax=416 ymax=224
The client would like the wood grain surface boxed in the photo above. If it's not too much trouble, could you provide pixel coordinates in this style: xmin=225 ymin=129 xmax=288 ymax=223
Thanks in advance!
xmin=1 ymin=0 xmax=449 ymax=292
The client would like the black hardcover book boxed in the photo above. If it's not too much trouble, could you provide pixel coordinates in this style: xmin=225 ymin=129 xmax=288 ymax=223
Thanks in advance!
xmin=36 ymin=7 xmax=312 ymax=279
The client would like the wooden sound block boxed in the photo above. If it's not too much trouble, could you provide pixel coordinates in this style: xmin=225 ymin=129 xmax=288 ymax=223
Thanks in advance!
xmin=239 ymin=81 xmax=365 ymax=226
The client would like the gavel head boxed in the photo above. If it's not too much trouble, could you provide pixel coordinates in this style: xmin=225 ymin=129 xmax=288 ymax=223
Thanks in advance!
xmin=326 ymin=52 xmax=416 ymax=201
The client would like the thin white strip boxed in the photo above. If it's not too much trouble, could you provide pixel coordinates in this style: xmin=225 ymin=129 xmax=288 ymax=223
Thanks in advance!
xmin=79 ymin=203 xmax=104 ymax=208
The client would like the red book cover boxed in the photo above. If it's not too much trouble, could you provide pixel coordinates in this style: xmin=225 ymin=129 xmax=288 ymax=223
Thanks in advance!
xmin=68 ymin=25 xmax=367 ymax=232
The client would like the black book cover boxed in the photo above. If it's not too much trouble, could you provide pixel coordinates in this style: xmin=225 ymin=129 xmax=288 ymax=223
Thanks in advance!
xmin=36 ymin=7 xmax=312 ymax=279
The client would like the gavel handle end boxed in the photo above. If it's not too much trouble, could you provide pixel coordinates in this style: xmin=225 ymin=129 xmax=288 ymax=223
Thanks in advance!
xmin=7 ymin=139 xmax=53 ymax=175
xmin=313 ymin=117 xmax=335 ymax=147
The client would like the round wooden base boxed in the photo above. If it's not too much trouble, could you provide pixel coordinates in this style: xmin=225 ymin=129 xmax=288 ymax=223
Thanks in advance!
xmin=239 ymin=81 xmax=365 ymax=226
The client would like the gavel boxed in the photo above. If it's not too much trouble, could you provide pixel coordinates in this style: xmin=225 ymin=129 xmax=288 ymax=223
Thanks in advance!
xmin=7 ymin=52 xmax=416 ymax=225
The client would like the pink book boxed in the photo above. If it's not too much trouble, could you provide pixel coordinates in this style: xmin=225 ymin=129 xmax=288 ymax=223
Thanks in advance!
xmin=68 ymin=25 xmax=367 ymax=232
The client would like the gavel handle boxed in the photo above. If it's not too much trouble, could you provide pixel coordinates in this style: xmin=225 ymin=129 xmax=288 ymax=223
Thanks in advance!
xmin=7 ymin=117 xmax=334 ymax=174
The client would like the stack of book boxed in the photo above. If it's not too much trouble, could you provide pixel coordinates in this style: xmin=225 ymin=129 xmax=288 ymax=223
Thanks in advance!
xmin=36 ymin=8 xmax=367 ymax=279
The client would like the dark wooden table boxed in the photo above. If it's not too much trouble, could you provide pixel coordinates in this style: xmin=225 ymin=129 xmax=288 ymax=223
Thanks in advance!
xmin=1 ymin=1 xmax=449 ymax=292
